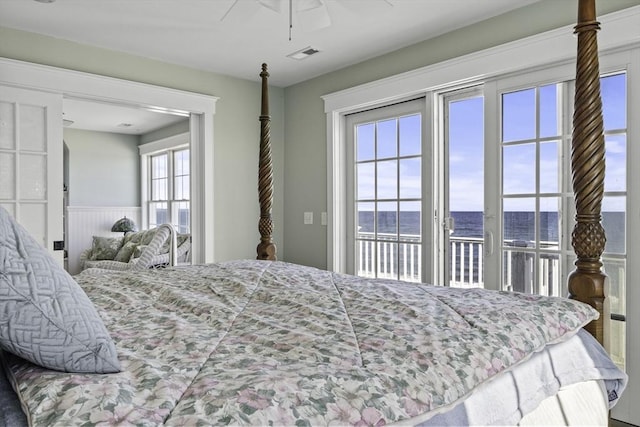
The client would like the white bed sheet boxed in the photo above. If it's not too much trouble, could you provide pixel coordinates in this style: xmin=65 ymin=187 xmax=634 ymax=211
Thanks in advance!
xmin=519 ymin=380 xmax=607 ymax=426
xmin=411 ymin=329 xmax=625 ymax=426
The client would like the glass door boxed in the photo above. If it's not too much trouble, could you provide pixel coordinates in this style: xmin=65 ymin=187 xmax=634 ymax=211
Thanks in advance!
xmin=499 ymin=82 xmax=567 ymax=297
xmin=493 ymin=72 xmax=629 ymax=415
xmin=346 ymin=99 xmax=426 ymax=282
xmin=598 ymin=71 xmax=628 ymax=395
xmin=0 ymin=85 xmax=64 ymax=263
xmin=442 ymin=88 xmax=485 ymax=288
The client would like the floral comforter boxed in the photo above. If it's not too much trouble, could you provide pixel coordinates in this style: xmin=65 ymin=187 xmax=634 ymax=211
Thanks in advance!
xmin=6 ymin=260 xmax=605 ymax=425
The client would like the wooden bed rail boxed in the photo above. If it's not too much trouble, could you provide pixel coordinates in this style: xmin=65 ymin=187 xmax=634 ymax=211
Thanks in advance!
xmin=257 ymin=63 xmax=277 ymax=260
xmin=568 ymin=0 xmax=607 ymax=345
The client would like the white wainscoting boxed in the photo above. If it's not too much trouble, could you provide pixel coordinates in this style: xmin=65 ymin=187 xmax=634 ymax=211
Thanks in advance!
xmin=67 ymin=206 xmax=141 ymax=275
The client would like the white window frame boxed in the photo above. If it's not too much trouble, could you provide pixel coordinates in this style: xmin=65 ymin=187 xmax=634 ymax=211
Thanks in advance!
xmin=139 ymin=132 xmax=189 ymax=231
xmin=345 ymin=98 xmax=427 ymax=281
xmin=485 ymin=69 xmax=575 ymax=293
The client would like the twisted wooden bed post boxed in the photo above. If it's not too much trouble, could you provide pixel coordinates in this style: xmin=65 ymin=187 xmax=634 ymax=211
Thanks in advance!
xmin=568 ymin=0 xmax=607 ymax=345
xmin=257 ymin=63 xmax=277 ymax=260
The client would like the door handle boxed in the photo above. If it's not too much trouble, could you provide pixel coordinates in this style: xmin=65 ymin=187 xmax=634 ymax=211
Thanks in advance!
xmin=484 ymin=230 xmax=494 ymax=256
xmin=443 ymin=216 xmax=455 ymax=234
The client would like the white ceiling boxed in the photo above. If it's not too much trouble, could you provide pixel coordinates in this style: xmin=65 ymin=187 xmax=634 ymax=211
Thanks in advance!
xmin=62 ymin=98 xmax=189 ymax=135
xmin=0 ymin=0 xmax=540 ymax=134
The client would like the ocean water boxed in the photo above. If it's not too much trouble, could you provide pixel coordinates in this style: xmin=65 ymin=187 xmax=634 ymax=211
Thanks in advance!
xmin=358 ymin=211 xmax=625 ymax=253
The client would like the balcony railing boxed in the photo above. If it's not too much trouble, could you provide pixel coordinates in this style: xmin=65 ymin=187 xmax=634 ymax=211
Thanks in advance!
xmin=358 ymin=233 xmax=422 ymax=283
xmin=357 ymin=232 xmax=624 ymax=291
xmin=356 ymin=233 xmax=561 ymax=291
xmin=357 ymin=233 xmax=422 ymax=283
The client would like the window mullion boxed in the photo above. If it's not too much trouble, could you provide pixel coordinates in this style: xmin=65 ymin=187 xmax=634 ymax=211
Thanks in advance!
xmin=168 ymin=149 xmax=175 ymax=227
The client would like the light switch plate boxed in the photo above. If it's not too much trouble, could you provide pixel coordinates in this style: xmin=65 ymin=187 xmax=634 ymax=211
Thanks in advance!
xmin=304 ymin=212 xmax=313 ymax=225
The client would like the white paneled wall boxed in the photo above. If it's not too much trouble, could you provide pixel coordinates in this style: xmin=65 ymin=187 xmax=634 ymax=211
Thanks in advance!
xmin=67 ymin=206 xmax=140 ymax=275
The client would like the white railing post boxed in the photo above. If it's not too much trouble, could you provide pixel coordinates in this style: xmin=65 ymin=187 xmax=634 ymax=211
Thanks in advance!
xmin=459 ymin=243 xmax=465 ymax=283
xmin=480 ymin=242 xmax=483 ymax=284
xmin=451 ymin=243 xmax=458 ymax=284
xmin=469 ymin=243 xmax=472 ymax=285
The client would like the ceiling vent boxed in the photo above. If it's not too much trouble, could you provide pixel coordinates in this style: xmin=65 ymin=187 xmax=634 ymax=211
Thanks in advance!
xmin=287 ymin=46 xmax=320 ymax=60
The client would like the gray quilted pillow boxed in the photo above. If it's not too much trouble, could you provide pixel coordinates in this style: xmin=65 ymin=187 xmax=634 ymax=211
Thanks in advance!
xmin=0 ymin=207 xmax=121 ymax=373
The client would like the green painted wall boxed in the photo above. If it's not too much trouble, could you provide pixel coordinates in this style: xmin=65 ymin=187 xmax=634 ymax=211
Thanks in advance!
xmin=140 ymin=120 xmax=190 ymax=145
xmin=64 ymin=129 xmax=140 ymax=206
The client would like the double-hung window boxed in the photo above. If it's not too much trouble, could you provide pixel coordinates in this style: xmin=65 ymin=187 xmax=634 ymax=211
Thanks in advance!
xmin=142 ymin=144 xmax=190 ymax=234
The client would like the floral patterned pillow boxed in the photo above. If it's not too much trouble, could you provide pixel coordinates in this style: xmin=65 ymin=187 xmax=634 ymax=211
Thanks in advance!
xmin=113 ymin=240 xmax=138 ymax=262
xmin=88 ymin=236 xmax=124 ymax=261
xmin=131 ymin=244 xmax=149 ymax=259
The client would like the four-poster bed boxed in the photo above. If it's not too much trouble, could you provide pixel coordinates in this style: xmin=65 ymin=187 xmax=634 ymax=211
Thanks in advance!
xmin=0 ymin=0 xmax=628 ymax=425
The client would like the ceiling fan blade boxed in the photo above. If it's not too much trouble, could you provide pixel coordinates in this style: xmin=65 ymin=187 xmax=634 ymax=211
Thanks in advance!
xmin=297 ymin=0 xmax=323 ymax=12
xmin=220 ymin=0 xmax=261 ymax=22
xmin=296 ymin=0 xmax=331 ymax=31
xmin=257 ymin=0 xmax=282 ymax=13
